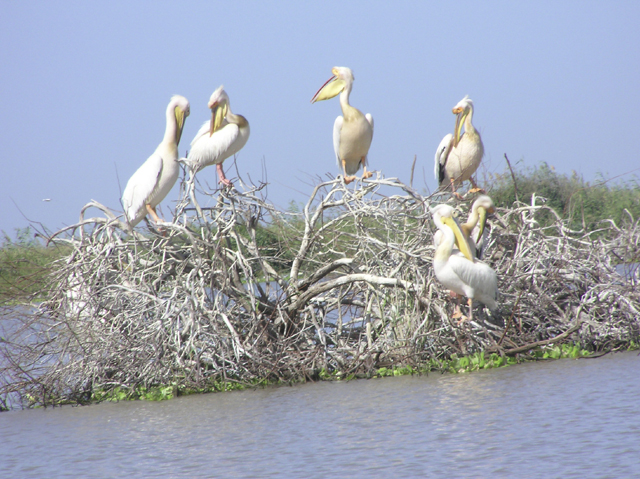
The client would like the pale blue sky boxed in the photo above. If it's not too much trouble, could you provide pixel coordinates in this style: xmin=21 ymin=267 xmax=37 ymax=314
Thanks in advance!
xmin=2 ymin=1 xmax=639 ymax=235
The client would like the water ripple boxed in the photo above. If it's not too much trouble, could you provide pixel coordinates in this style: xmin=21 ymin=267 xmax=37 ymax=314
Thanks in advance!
xmin=2 ymin=352 xmax=639 ymax=478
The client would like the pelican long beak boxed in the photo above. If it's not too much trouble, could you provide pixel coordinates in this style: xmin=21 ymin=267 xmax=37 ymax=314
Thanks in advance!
xmin=452 ymin=107 xmax=466 ymax=147
xmin=476 ymin=207 xmax=487 ymax=244
xmin=311 ymin=75 xmax=346 ymax=103
xmin=443 ymin=216 xmax=474 ymax=261
xmin=209 ymin=102 xmax=228 ymax=136
xmin=475 ymin=205 xmax=495 ymax=244
xmin=174 ymin=107 xmax=185 ymax=145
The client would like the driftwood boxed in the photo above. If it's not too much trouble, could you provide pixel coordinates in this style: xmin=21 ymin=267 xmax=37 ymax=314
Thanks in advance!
xmin=1 ymin=172 xmax=639 ymax=408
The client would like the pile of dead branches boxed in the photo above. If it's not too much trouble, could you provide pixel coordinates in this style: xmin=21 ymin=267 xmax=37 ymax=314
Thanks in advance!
xmin=1 ymin=174 xmax=639 ymax=408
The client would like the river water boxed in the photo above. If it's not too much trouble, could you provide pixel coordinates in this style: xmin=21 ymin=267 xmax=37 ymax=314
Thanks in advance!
xmin=1 ymin=351 xmax=639 ymax=478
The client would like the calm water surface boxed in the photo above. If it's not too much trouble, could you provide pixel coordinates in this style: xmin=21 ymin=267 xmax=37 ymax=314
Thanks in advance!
xmin=2 ymin=351 xmax=639 ymax=478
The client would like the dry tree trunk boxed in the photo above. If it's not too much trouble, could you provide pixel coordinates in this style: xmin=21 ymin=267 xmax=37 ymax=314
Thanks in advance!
xmin=1 ymin=173 xmax=639 ymax=408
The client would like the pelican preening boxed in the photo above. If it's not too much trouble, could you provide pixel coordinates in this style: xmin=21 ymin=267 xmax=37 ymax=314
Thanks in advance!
xmin=185 ymin=85 xmax=250 ymax=186
xmin=433 ymin=196 xmax=496 ymax=317
xmin=431 ymin=203 xmax=498 ymax=321
xmin=435 ymin=96 xmax=484 ymax=198
xmin=122 ymin=95 xmax=190 ymax=227
xmin=311 ymin=66 xmax=374 ymax=184
xmin=433 ymin=195 xmax=495 ymax=260
xmin=461 ymin=195 xmax=495 ymax=259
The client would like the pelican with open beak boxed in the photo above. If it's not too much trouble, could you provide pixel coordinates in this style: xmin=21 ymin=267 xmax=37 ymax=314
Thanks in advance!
xmin=122 ymin=95 xmax=190 ymax=227
xmin=311 ymin=66 xmax=374 ymax=184
xmin=434 ymin=96 xmax=484 ymax=198
xmin=431 ymin=203 xmax=498 ymax=321
xmin=186 ymin=85 xmax=250 ymax=186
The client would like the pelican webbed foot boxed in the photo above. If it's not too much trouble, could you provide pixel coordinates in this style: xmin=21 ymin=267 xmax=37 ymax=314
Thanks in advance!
xmin=342 ymin=175 xmax=357 ymax=185
xmin=216 ymin=163 xmax=233 ymax=187
xmin=452 ymin=307 xmax=469 ymax=325
xmin=468 ymin=177 xmax=485 ymax=195
xmin=146 ymin=217 xmax=171 ymax=237
xmin=451 ymin=297 xmax=467 ymax=322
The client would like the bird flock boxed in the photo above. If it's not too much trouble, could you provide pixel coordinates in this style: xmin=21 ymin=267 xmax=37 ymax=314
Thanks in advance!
xmin=120 ymin=65 xmax=498 ymax=322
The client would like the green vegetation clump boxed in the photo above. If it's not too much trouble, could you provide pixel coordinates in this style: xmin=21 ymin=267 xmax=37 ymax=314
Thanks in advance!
xmin=86 ymin=343 xmax=608 ymax=403
xmin=373 ymin=345 xmax=592 ymax=377
xmin=81 ymin=345 xmax=598 ymax=404
xmin=90 ymin=377 xmax=282 ymax=403
xmin=486 ymin=162 xmax=640 ymax=233
xmin=0 ymin=227 xmax=69 ymax=303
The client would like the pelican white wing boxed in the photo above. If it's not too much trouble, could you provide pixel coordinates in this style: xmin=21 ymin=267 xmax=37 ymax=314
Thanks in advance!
xmin=188 ymin=120 xmax=244 ymax=171
xmin=365 ymin=113 xmax=374 ymax=131
xmin=364 ymin=113 xmax=374 ymax=166
xmin=122 ymin=153 xmax=164 ymax=225
xmin=434 ymin=133 xmax=453 ymax=184
xmin=333 ymin=116 xmax=343 ymax=167
xmin=449 ymin=254 xmax=498 ymax=310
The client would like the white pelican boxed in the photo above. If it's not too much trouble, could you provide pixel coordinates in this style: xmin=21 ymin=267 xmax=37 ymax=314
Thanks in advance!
xmin=185 ymin=85 xmax=250 ymax=186
xmin=431 ymin=204 xmax=498 ymax=320
xmin=311 ymin=66 xmax=374 ymax=184
xmin=122 ymin=95 xmax=190 ymax=227
xmin=434 ymin=96 xmax=484 ymax=197
xmin=433 ymin=195 xmax=495 ymax=259
xmin=433 ymin=196 xmax=495 ymax=315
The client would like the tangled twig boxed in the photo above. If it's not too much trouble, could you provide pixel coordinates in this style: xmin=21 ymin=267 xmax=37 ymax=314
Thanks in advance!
xmin=1 ymin=173 xmax=639 ymax=408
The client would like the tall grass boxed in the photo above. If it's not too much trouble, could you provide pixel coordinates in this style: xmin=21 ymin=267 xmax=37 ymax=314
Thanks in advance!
xmin=485 ymin=161 xmax=640 ymax=233
xmin=0 ymin=228 xmax=69 ymax=303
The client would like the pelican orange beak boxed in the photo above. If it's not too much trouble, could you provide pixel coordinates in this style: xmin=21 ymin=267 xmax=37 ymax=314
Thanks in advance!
xmin=311 ymin=70 xmax=346 ymax=103
xmin=209 ymin=102 xmax=228 ymax=136
xmin=443 ymin=215 xmax=474 ymax=261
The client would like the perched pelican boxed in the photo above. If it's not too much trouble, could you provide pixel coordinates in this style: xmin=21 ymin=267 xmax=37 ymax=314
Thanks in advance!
xmin=433 ymin=195 xmax=495 ymax=259
xmin=185 ymin=85 xmax=250 ymax=186
xmin=434 ymin=96 xmax=484 ymax=197
xmin=431 ymin=204 xmax=498 ymax=320
xmin=433 ymin=196 xmax=495 ymax=315
xmin=122 ymin=95 xmax=190 ymax=227
xmin=311 ymin=66 xmax=374 ymax=184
